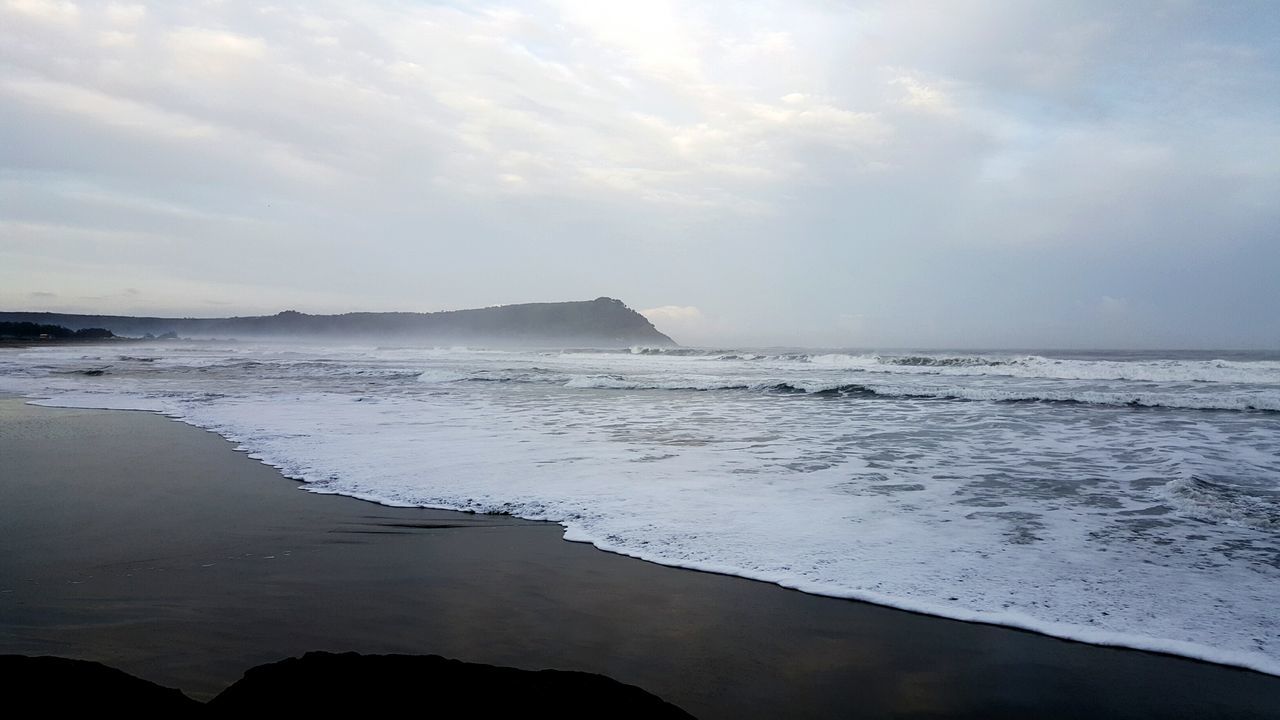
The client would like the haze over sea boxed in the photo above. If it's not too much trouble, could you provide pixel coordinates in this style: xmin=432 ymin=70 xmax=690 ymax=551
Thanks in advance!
xmin=3 ymin=342 xmax=1278 ymax=675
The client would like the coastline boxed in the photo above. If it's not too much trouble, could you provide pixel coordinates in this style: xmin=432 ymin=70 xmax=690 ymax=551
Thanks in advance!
xmin=3 ymin=397 xmax=1279 ymax=718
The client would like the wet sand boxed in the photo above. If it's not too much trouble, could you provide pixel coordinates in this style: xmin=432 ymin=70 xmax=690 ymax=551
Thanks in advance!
xmin=2 ymin=398 xmax=1278 ymax=718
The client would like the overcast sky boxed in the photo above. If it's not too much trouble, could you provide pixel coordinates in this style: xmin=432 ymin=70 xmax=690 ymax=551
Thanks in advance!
xmin=2 ymin=1 xmax=1278 ymax=348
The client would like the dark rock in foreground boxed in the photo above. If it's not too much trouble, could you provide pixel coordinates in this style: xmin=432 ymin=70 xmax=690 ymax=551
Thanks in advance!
xmin=212 ymin=651 xmax=694 ymax=717
xmin=0 ymin=297 xmax=675 ymax=347
xmin=1 ymin=652 xmax=695 ymax=717
xmin=0 ymin=655 xmax=202 ymax=712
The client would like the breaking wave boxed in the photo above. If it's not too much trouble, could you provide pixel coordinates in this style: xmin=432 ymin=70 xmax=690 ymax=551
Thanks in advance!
xmin=1163 ymin=476 xmax=1280 ymax=530
xmin=619 ymin=348 xmax=1280 ymax=385
xmin=560 ymin=376 xmax=1279 ymax=412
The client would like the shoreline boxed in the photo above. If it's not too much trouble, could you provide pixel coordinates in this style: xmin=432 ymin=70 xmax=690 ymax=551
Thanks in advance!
xmin=20 ymin=394 xmax=1280 ymax=678
xmin=3 ymin=397 xmax=1279 ymax=717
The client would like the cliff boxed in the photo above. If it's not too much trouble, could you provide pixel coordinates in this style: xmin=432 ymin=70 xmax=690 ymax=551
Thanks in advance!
xmin=0 ymin=297 xmax=676 ymax=347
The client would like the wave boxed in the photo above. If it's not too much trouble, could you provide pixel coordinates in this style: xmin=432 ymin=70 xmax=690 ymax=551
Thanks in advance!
xmin=806 ymin=354 xmax=1280 ymax=384
xmin=1162 ymin=476 xmax=1280 ymax=530
xmin=416 ymin=369 xmax=470 ymax=383
xmin=429 ymin=354 xmax=1280 ymax=389
xmin=629 ymin=346 xmax=733 ymax=357
xmin=560 ymin=376 xmax=1280 ymax=412
xmin=59 ymin=342 xmax=1280 ymax=387
xmin=623 ymin=348 xmax=1280 ymax=385
xmin=864 ymin=354 xmax=1015 ymax=368
xmin=826 ymin=383 xmax=1280 ymax=412
xmin=625 ymin=346 xmax=803 ymax=362
xmin=563 ymin=375 xmax=752 ymax=391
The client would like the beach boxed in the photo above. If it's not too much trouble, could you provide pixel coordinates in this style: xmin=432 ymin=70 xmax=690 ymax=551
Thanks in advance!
xmin=2 ymin=396 xmax=1279 ymax=717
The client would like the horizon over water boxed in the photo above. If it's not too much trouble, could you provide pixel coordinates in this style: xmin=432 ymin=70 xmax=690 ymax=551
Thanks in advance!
xmin=2 ymin=342 xmax=1278 ymax=675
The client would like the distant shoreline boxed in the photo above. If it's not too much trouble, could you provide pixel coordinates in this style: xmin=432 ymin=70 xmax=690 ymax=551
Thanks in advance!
xmin=0 ymin=337 xmax=157 ymax=348
xmin=0 ymin=297 xmax=677 ymax=347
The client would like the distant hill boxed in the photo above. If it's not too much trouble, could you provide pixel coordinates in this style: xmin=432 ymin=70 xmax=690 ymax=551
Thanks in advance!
xmin=0 ymin=298 xmax=676 ymax=347
xmin=0 ymin=321 xmax=114 ymax=340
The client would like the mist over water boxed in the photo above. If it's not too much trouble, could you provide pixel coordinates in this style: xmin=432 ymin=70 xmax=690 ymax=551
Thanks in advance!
xmin=3 ymin=342 xmax=1279 ymax=674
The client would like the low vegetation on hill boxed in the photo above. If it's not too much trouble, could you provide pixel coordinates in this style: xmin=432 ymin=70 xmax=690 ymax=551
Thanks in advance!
xmin=0 ymin=321 xmax=113 ymax=340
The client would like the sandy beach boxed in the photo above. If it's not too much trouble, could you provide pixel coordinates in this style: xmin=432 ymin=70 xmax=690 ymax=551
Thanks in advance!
xmin=2 ymin=397 xmax=1278 ymax=718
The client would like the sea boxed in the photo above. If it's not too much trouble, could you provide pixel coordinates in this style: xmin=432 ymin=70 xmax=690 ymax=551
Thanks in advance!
xmin=2 ymin=342 xmax=1277 ymax=674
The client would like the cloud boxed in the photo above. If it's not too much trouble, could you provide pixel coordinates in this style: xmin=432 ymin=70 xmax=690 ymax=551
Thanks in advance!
xmin=641 ymin=305 xmax=704 ymax=322
xmin=104 ymin=3 xmax=146 ymax=27
xmin=640 ymin=306 xmax=706 ymax=344
xmin=0 ymin=1 xmax=1276 ymax=347
xmin=166 ymin=27 xmax=265 ymax=63
xmin=27 ymin=290 xmax=56 ymax=298
xmin=4 ymin=0 xmax=79 ymax=26
xmin=1096 ymin=295 xmax=1129 ymax=315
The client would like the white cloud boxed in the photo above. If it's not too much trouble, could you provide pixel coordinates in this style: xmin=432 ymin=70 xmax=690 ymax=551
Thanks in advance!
xmin=0 ymin=77 xmax=219 ymax=139
xmin=4 ymin=0 xmax=79 ymax=25
xmin=104 ymin=3 xmax=145 ymax=27
xmin=166 ymin=27 xmax=266 ymax=64
xmin=98 ymin=30 xmax=135 ymax=47
xmin=1096 ymin=296 xmax=1130 ymax=315
xmin=640 ymin=306 xmax=707 ymax=344
xmin=890 ymin=74 xmax=953 ymax=114
xmin=641 ymin=305 xmax=704 ymax=322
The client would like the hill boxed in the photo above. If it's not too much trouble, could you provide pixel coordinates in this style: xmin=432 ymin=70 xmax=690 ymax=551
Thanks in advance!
xmin=0 ymin=321 xmax=114 ymax=340
xmin=0 ymin=298 xmax=675 ymax=347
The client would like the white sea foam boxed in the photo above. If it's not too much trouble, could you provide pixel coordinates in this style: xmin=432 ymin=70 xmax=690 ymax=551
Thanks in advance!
xmin=2 ymin=342 xmax=1279 ymax=676
xmin=559 ymin=375 xmax=1280 ymax=412
xmin=416 ymin=368 xmax=469 ymax=384
xmin=622 ymin=347 xmax=1280 ymax=385
xmin=800 ymin=352 xmax=1280 ymax=384
xmin=1161 ymin=476 xmax=1280 ymax=530
xmin=27 ymin=393 xmax=170 ymax=413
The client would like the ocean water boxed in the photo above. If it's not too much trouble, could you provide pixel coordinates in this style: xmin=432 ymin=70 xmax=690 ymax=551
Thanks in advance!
xmin=2 ymin=343 xmax=1278 ymax=674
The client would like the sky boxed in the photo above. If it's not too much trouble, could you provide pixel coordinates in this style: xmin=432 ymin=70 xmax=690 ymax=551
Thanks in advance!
xmin=2 ymin=1 xmax=1278 ymax=349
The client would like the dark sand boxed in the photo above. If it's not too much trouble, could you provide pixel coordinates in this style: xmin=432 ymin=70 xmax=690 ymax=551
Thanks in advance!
xmin=2 ymin=398 xmax=1278 ymax=718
